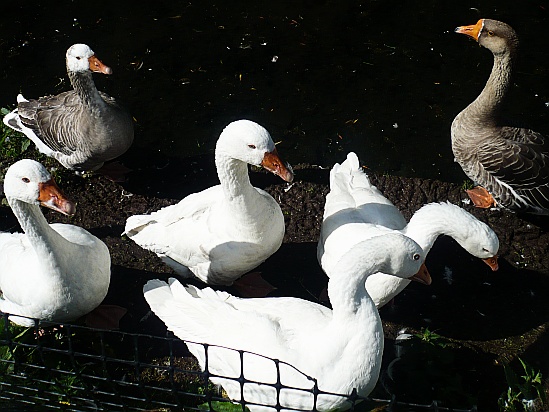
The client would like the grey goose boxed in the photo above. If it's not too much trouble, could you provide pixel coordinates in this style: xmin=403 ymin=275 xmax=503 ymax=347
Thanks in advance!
xmin=451 ymin=19 xmax=549 ymax=214
xmin=3 ymin=43 xmax=134 ymax=174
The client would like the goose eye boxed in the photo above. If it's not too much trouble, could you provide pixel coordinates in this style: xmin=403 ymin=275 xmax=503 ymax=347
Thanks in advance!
xmin=487 ymin=30 xmax=494 ymax=36
xmin=248 ymin=144 xmax=256 ymax=149
xmin=482 ymin=247 xmax=489 ymax=252
xmin=76 ymin=56 xmax=82 ymax=60
xmin=413 ymin=253 xmax=420 ymax=261
xmin=22 ymin=177 xmax=30 ymax=183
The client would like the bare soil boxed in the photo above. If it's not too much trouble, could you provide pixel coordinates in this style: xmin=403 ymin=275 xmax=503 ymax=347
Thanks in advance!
xmin=1 ymin=152 xmax=549 ymax=409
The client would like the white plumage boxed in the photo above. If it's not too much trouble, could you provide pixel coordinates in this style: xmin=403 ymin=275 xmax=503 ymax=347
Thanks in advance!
xmin=318 ymin=152 xmax=499 ymax=308
xmin=144 ymin=232 xmax=426 ymax=411
xmin=0 ymin=159 xmax=111 ymax=326
xmin=124 ymin=120 xmax=293 ymax=286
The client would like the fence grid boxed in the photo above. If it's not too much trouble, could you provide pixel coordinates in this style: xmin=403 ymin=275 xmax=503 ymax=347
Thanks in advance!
xmin=0 ymin=312 xmax=477 ymax=412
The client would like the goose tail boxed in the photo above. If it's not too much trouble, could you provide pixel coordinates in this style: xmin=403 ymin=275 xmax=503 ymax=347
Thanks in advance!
xmin=3 ymin=94 xmax=31 ymax=132
xmin=330 ymin=152 xmax=372 ymax=193
xmin=143 ymin=278 xmax=233 ymax=350
xmin=123 ymin=214 xmax=156 ymax=237
xmin=3 ymin=94 xmax=57 ymax=158
xmin=2 ymin=107 xmax=23 ymax=133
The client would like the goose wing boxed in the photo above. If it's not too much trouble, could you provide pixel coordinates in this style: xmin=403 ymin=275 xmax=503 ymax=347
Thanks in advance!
xmin=478 ymin=130 xmax=549 ymax=208
xmin=17 ymin=91 xmax=86 ymax=155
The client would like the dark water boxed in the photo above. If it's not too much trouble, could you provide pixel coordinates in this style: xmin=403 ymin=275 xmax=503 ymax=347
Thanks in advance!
xmin=1 ymin=0 xmax=548 ymax=182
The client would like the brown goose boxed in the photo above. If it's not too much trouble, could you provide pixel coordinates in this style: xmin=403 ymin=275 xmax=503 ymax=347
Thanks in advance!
xmin=451 ymin=19 xmax=549 ymax=214
xmin=3 ymin=44 xmax=134 ymax=173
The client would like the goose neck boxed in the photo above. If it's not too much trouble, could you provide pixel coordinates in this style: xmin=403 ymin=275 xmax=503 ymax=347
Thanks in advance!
xmin=68 ymin=70 xmax=105 ymax=112
xmin=313 ymin=248 xmax=385 ymax=399
xmin=8 ymin=198 xmax=69 ymax=260
xmin=215 ymin=154 xmax=256 ymax=202
xmin=466 ymin=51 xmax=514 ymax=122
xmin=404 ymin=205 xmax=464 ymax=254
xmin=326 ymin=259 xmax=382 ymax=394
xmin=328 ymin=259 xmax=379 ymax=321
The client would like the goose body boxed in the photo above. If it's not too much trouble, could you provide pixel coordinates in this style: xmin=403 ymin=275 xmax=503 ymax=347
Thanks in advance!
xmin=124 ymin=120 xmax=293 ymax=285
xmin=0 ymin=159 xmax=111 ymax=326
xmin=318 ymin=152 xmax=499 ymax=308
xmin=144 ymin=233 xmax=426 ymax=412
xmin=3 ymin=44 xmax=134 ymax=172
xmin=451 ymin=19 xmax=549 ymax=214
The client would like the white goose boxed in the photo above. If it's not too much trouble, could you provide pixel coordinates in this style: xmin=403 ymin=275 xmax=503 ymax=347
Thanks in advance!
xmin=318 ymin=152 xmax=499 ymax=308
xmin=3 ymin=43 xmax=134 ymax=173
xmin=124 ymin=120 xmax=293 ymax=287
xmin=144 ymin=233 xmax=426 ymax=412
xmin=0 ymin=159 xmax=111 ymax=326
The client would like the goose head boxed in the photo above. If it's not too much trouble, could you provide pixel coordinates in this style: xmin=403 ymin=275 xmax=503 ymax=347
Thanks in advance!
xmin=409 ymin=202 xmax=500 ymax=271
xmin=66 ymin=43 xmax=112 ymax=75
xmin=432 ymin=203 xmax=500 ymax=271
xmin=216 ymin=120 xmax=294 ymax=182
xmin=457 ymin=221 xmax=500 ymax=271
xmin=4 ymin=159 xmax=76 ymax=216
xmin=336 ymin=233 xmax=427 ymax=282
xmin=377 ymin=234 xmax=425 ymax=279
xmin=455 ymin=19 xmax=519 ymax=56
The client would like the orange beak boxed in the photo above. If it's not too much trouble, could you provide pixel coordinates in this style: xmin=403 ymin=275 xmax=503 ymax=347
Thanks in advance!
xmin=455 ymin=19 xmax=484 ymax=42
xmin=88 ymin=55 xmax=113 ymax=75
xmin=482 ymin=256 xmax=499 ymax=271
xmin=38 ymin=179 xmax=76 ymax=216
xmin=261 ymin=148 xmax=294 ymax=183
xmin=410 ymin=263 xmax=432 ymax=285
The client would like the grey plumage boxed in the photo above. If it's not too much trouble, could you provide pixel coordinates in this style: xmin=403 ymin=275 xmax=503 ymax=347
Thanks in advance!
xmin=452 ymin=19 xmax=549 ymax=214
xmin=3 ymin=43 xmax=134 ymax=172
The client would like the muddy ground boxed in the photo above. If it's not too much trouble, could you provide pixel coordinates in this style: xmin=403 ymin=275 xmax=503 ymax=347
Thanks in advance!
xmin=1 ymin=150 xmax=549 ymax=410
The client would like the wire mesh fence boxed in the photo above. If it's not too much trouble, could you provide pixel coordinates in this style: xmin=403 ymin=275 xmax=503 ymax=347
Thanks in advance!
xmin=0 ymin=311 xmax=477 ymax=412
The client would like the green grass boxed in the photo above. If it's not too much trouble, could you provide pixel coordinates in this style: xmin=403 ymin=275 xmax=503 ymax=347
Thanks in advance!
xmin=498 ymin=358 xmax=547 ymax=411
xmin=0 ymin=318 xmax=36 ymax=375
xmin=461 ymin=179 xmax=474 ymax=191
xmin=0 ymin=107 xmax=31 ymax=161
xmin=414 ymin=327 xmax=453 ymax=348
xmin=0 ymin=318 xmax=86 ymax=406
xmin=199 ymin=401 xmax=249 ymax=412
xmin=0 ymin=106 xmax=58 ymax=194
